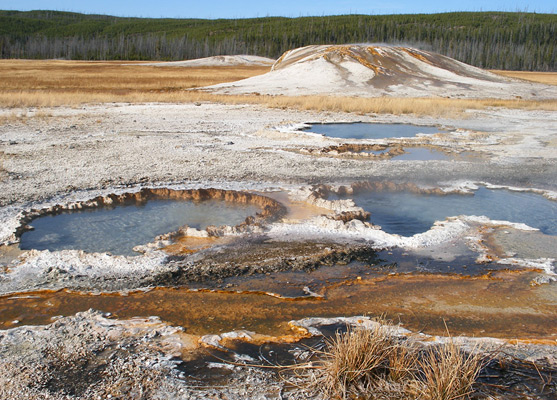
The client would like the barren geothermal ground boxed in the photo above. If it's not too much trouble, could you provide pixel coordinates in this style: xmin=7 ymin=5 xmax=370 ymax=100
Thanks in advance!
xmin=0 ymin=47 xmax=556 ymax=399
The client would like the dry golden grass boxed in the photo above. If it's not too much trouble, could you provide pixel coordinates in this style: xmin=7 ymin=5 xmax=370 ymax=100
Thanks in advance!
xmin=0 ymin=59 xmax=270 ymax=91
xmin=388 ymin=343 xmax=418 ymax=383
xmin=417 ymin=341 xmax=483 ymax=400
xmin=0 ymin=60 xmax=555 ymax=117
xmin=316 ymin=325 xmax=395 ymax=399
xmin=3 ymin=90 xmax=555 ymax=118
xmin=0 ymin=59 xmax=269 ymax=107
xmin=245 ymin=95 xmax=557 ymax=116
xmin=297 ymin=322 xmax=485 ymax=400
xmin=0 ymin=109 xmax=53 ymax=125
xmin=491 ymin=70 xmax=557 ymax=85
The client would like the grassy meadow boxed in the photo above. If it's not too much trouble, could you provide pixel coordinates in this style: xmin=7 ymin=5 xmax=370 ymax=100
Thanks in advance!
xmin=491 ymin=70 xmax=557 ymax=85
xmin=0 ymin=60 xmax=556 ymax=117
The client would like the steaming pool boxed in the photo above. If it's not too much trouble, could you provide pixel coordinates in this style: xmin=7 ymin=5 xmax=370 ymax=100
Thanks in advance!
xmin=17 ymin=186 xmax=557 ymax=257
xmin=341 ymin=186 xmax=557 ymax=237
xmin=19 ymin=199 xmax=261 ymax=256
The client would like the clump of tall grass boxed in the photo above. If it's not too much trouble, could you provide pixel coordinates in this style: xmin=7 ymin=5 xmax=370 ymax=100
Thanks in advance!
xmin=416 ymin=340 xmax=482 ymax=400
xmin=314 ymin=325 xmax=396 ymax=398
xmin=297 ymin=322 xmax=485 ymax=400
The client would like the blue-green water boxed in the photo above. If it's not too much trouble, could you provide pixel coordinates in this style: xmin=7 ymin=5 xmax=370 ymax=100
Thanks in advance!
xmin=305 ymin=123 xmax=446 ymax=139
xmin=20 ymin=199 xmax=260 ymax=256
xmin=350 ymin=187 xmax=557 ymax=237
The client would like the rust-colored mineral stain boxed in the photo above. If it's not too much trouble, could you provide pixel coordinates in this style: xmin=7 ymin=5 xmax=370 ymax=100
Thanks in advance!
xmin=261 ymin=191 xmax=332 ymax=221
xmin=162 ymin=236 xmax=227 ymax=255
xmin=400 ymin=48 xmax=432 ymax=64
xmin=0 ymin=272 xmax=555 ymax=340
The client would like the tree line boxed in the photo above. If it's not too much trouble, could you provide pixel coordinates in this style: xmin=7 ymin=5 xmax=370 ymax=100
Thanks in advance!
xmin=0 ymin=10 xmax=555 ymax=71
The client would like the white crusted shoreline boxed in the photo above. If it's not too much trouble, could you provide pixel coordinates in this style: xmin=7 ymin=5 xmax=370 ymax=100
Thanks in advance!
xmin=0 ymin=178 xmax=555 ymax=296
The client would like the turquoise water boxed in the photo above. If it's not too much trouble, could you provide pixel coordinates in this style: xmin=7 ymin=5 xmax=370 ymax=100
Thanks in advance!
xmin=305 ymin=123 xmax=446 ymax=139
xmin=350 ymin=187 xmax=557 ymax=237
xmin=20 ymin=199 xmax=260 ymax=256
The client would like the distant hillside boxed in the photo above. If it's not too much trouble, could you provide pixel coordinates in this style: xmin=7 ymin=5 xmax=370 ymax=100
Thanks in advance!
xmin=0 ymin=10 xmax=556 ymax=71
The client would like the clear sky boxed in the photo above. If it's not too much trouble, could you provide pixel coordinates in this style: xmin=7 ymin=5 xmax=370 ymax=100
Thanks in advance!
xmin=0 ymin=0 xmax=554 ymax=18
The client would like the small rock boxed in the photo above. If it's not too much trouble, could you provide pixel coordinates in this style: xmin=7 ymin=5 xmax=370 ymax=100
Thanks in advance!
xmin=531 ymin=274 xmax=557 ymax=286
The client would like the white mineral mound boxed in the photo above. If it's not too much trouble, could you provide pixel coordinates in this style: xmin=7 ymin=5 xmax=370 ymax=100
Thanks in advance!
xmin=202 ymin=44 xmax=556 ymax=99
xmin=137 ymin=55 xmax=275 ymax=67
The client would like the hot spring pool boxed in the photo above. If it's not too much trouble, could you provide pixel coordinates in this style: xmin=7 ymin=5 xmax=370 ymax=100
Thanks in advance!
xmin=349 ymin=186 xmax=557 ymax=237
xmin=305 ymin=123 xmax=447 ymax=139
xmin=19 ymin=199 xmax=261 ymax=256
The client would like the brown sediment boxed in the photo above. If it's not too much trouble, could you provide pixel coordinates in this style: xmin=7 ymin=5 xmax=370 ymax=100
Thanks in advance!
xmin=1 ymin=270 xmax=555 ymax=341
xmin=153 ymin=241 xmax=378 ymax=285
xmin=327 ymin=143 xmax=466 ymax=160
xmin=350 ymin=180 xmax=463 ymax=196
xmin=15 ymin=188 xmax=287 ymax=240
xmin=327 ymin=210 xmax=371 ymax=222
xmin=0 ymin=151 xmax=7 ymax=182
xmin=299 ymin=143 xmax=406 ymax=159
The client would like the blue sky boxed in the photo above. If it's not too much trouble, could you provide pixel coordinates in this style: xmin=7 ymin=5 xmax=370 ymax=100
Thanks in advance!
xmin=0 ymin=0 xmax=554 ymax=18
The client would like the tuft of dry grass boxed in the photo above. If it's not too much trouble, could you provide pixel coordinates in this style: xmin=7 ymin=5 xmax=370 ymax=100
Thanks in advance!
xmin=417 ymin=341 xmax=483 ymax=400
xmin=316 ymin=325 xmax=395 ymax=399
xmin=297 ymin=322 xmax=485 ymax=400
xmin=389 ymin=342 xmax=419 ymax=383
